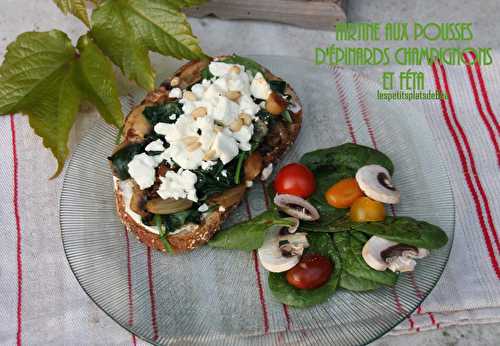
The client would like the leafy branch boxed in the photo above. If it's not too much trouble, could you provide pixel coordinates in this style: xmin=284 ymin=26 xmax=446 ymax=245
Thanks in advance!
xmin=0 ymin=0 xmax=207 ymax=177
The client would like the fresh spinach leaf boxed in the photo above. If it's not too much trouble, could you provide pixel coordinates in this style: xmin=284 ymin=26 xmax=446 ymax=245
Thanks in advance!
xmin=108 ymin=143 xmax=144 ymax=179
xmin=250 ymin=118 xmax=269 ymax=151
xmin=269 ymin=80 xmax=287 ymax=94
xmin=339 ymin=272 xmax=382 ymax=292
xmin=154 ymin=215 xmax=174 ymax=254
xmin=300 ymin=170 xmax=351 ymax=232
xmin=194 ymin=160 xmax=239 ymax=200
xmin=351 ymin=216 xmax=448 ymax=249
xmin=281 ymin=110 xmax=292 ymax=123
xmin=143 ymin=102 xmax=182 ymax=126
xmin=268 ymin=233 xmax=342 ymax=308
xmin=201 ymin=67 xmax=214 ymax=80
xmin=301 ymin=215 xmax=352 ymax=233
xmin=221 ymin=55 xmax=264 ymax=76
xmin=208 ymin=210 xmax=295 ymax=251
xmin=164 ymin=208 xmax=202 ymax=232
xmin=300 ymin=143 xmax=394 ymax=176
xmin=255 ymin=109 xmax=275 ymax=123
xmin=234 ymin=151 xmax=247 ymax=184
xmin=334 ymin=232 xmax=398 ymax=286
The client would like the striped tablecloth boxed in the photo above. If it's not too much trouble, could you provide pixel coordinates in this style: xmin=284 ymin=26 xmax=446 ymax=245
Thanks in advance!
xmin=1 ymin=52 xmax=499 ymax=345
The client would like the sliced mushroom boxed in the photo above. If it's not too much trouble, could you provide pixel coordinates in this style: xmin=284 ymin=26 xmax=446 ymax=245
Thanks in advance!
xmin=208 ymin=184 xmax=246 ymax=209
xmin=258 ymin=227 xmax=303 ymax=273
xmin=274 ymin=194 xmax=320 ymax=221
xmin=130 ymin=183 xmax=150 ymax=218
xmin=362 ymin=236 xmax=430 ymax=273
xmin=355 ymin=165 xmax=400 ymax=204
xmin=122 ymin=105 xmax=151 ymax=142
xmin=278 ymin=232 xmax=309 ymax=257
xmin=145 ymin=198 xmax=193 ymax=214
xmin=244 ymin=152 xmax=263 ymax=181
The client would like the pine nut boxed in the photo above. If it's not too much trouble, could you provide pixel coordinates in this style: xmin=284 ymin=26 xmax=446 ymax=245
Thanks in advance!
xmin=184 ymin=91 xmax=196 ymax=101
xmin=239 ymin=113 xmax=252 ymax=125
xmin=229 ymin=66 xmax=241 ymax=74
xmin=226 ymin=90 xmax=241 ymax=101
xmin=186 ymin=142 xmax=202 ymax=152
xmin=183 ymin=136 xmax=199 ymax=145
xmin=191 ymin=106 xmax=207 ymax=119
xmin=203 ymin=149 xmax=216 ymax=160
xmin=230 ymin=119 xmax=243 ymax=132
xmin=170 ymin=77 xmax=180 ymax=87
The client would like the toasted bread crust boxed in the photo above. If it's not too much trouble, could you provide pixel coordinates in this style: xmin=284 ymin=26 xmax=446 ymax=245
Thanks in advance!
xmin=114 ymin=56 xmax=302 ymax=253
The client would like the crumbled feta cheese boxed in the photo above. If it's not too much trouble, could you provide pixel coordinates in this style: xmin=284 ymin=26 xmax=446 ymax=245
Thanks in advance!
xmin=152 ymin=61 xmax=264 ymax=171
xmin=261 ymin=163 xmax=273 ymax=181
xmin=152 ymin=154 xmax=164 ymax=165
xmin=218 ymin=206 xmax=226 ymax=212
xmin=213 ymin=77 xmax=229 ymax=92
xmin=221 ymin=169 xmax=227 ymax=177
xmin=169 ymin=87 xmax=182 ymax=98
xmin=127 ymin=153 xmax=158 ymax=190
xmin=213 ymin=131 xmax=239 ymax=164
xmin=212 ymin=97 xmax=240 ymax=126
xmin=198 ymin=203 xmax=209 ymax=212
xmin=164 ymin=143 xmax=205 ymax=170
xmin=209 ymin=62 xmax=244 ymax=77
xmin=169 ymin=114 xmax=177 ymax=121
xmin=201 ymin=160 xmax=217 ymax=170
xmin=145 ymin=139 xmax=165 ymax=152
xmin=232 ymin=124 xmax=253 ymax=144
xmin=191 ymin=84 xmax=205 ymax=98
xmin=239 ymin=94 xmax=260 ymax=117
xmin=157 ymin=169 xmax=198 ymax=202
xmin=246 ymin=180 xmax=253 ymax=187
xmin=250 ymin=72 xmax=271 ymax=100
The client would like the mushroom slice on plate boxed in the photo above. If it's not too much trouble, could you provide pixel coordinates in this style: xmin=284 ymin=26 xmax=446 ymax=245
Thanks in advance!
xmin=258 ymin=227 xmax=309 ymax=273
xmin=274 ymin=194 xmax=320 ymax=221
xmin=355 ymin=165 xmax=400 ymax=204
xmin=362 ymin=236 xmax=430 ymax=273
xmin=279 ymin=232 xmax=309 ymax=257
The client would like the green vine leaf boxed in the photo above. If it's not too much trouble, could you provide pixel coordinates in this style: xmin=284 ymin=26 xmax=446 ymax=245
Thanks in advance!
xmin=91 ymin=0 xmax=207 ymax=90
xmin=53 ymin=0 xmax=92 ymax=27
xmin=75 ymin=34 xmax=124 ymax=127
xmin=0 ymin=31 xmax=124 ymax=177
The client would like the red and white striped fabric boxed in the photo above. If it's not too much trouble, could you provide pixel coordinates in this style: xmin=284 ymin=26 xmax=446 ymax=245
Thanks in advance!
xmin=1 ymin=53 xmax=500 ymax=344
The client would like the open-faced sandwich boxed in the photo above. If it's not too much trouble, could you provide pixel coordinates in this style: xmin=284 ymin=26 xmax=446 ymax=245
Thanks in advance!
xmin=109 ymin=55 xmax=302 ymax=253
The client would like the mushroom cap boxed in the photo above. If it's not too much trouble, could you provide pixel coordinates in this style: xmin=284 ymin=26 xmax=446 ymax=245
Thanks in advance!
xmin=361 ymin=236 xmax=398 ymax=271
xmin=362 ymin=236 xmax=430 ymax=273
xmin=387 ymin=256 xmax=416 ymax=273
xmin=273 ymin=194 xmax=320 ymax=221
xmin=258 ymin=227 xmax=300 ymax=273
xmin=355 ymin=165 xmax=400 ymax=204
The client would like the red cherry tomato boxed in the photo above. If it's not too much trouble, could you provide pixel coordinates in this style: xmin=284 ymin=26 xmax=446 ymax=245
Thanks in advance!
xmin=274 ymin=163 xmax=316 ymax=198
xmin=286 ymin=254 xmax=333 ymax=289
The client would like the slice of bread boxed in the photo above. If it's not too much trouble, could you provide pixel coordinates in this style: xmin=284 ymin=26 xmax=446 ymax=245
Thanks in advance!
xmin=113 ymin=56 xmax=302 ymax=253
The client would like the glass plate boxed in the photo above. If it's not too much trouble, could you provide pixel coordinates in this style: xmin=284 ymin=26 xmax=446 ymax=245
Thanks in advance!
xmin=60 ymin=56 xmax=454 ymax=345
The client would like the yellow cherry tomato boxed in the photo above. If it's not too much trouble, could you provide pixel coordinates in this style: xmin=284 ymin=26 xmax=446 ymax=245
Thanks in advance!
xmin=350 ymin=196 xmax=386 ymax=222
xmin=324 ymin=178 xmax=364 ymax=208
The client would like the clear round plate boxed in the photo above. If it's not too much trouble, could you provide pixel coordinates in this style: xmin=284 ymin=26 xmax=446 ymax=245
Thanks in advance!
xmin=60 ymin=56 xmax=454 ymax=345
